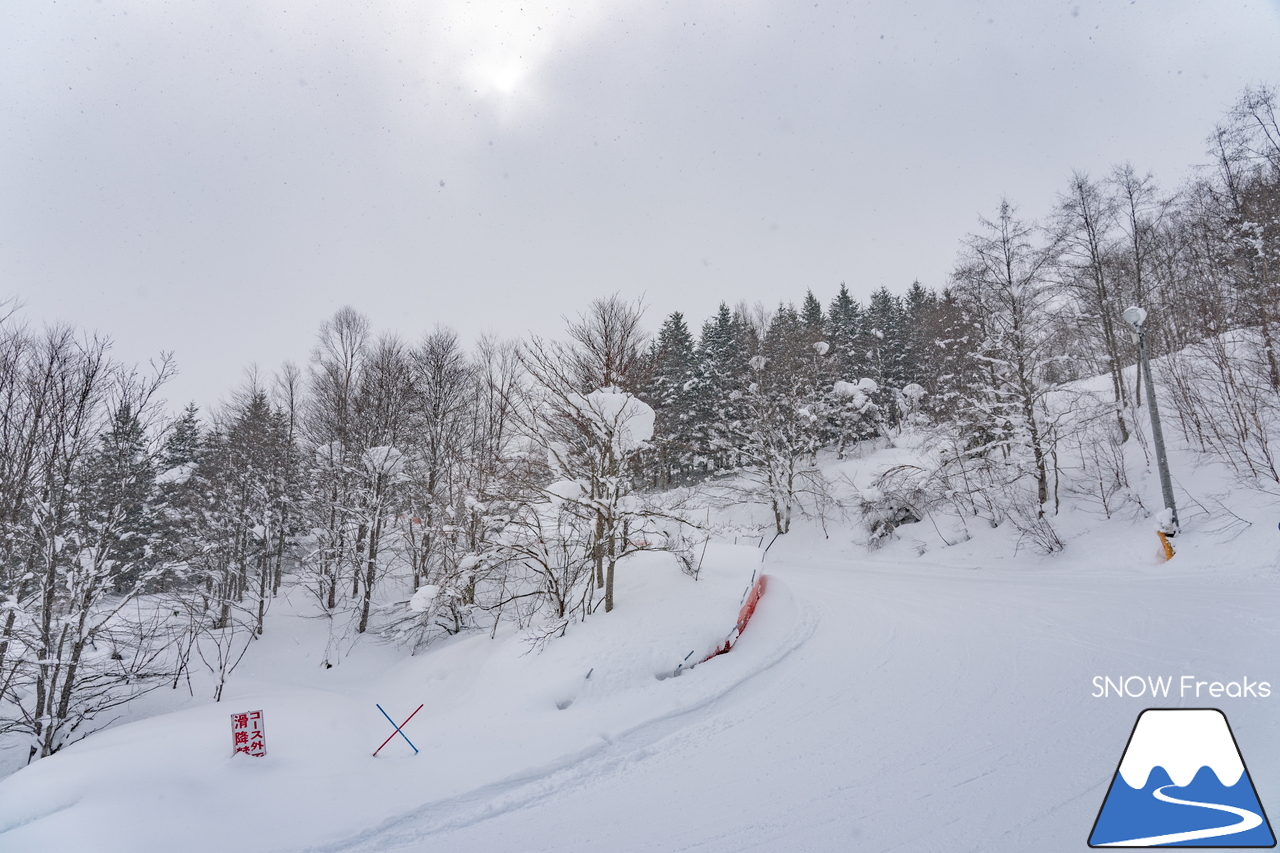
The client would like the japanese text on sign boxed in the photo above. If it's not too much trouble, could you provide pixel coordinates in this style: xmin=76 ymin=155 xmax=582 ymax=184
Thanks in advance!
xmin=231 ymin=710 xmax=266 ymax=757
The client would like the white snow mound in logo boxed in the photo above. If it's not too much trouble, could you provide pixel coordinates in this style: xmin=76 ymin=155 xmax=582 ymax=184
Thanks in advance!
xmin=1118 ymin=709 xmax=1245 ymax=789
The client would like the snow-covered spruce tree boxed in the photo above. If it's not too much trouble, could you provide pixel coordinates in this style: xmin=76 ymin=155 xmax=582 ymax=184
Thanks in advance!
xmin=861 ymin=287 xmax=909 ymax=427
xmin=826 ymin=284 xmax=900 ymax=453
xmin=901 ymin=283 xmax=976 ymax=424
xmin=800 ymin=289 xmax=826 ymax=334
xmin=150 ymin=401 xmax=209 ymax=690
xmin=829 ymin=377 xmax=884 ymax=458
xmin=639 ymin=311 xmax=699 ymax=488
xmin=827 ymin=283 xmax=867 ymax=383
xmin=87 ymin=402 xmax=162 ymax=593
xmin=0 ymin=319 xmax=176 ymax=760
xmin=900 ymin=281 xmax=934 ymax=391
xmin=689 ymin=303 xmax=753 ymax=475
xmin=162 ymin=402 xmax=201 ymax=471
xmin=948 ymin=199 xmax=1066 ymax=534
xmin=797 ymin=290 xmax=846 ymax=448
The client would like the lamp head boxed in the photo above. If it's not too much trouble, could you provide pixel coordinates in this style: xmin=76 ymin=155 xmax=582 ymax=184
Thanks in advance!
xmin=1122 ymin=306 xmax=1147 ymax=328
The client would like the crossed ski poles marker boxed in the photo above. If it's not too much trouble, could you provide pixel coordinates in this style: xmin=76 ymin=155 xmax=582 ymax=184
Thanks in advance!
xmin=373 ymin=703 xmax=424 ymax=757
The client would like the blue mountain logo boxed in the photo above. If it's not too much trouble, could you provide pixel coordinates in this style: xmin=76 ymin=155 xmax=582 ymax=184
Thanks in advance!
xmin=1090 ymin=708 xmax=1275 ymax=847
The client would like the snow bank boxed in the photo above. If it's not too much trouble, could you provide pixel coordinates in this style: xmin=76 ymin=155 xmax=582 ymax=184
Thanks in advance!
xmin=0 ymin=547 xmax=804 ymax=853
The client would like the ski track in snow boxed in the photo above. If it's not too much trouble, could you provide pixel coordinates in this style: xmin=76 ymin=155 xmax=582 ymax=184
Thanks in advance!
xmin=298 ymin=594 xmax=821 ymax=853
xmin=2 ymin=533 xmax=1276 ymax=852
xmin=301 ymin=550 xmax=1278 ymax=853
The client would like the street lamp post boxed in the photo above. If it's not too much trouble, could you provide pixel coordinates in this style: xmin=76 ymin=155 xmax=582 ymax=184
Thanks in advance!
xmin=1123 ymin=306 xmax=1179 ymax=534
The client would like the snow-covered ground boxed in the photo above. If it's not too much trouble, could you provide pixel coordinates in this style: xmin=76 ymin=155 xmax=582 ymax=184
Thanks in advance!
xmin=1 ymin=436 xmax=1278 ymax=852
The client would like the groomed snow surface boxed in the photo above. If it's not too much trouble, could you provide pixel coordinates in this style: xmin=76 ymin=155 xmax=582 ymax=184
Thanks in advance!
xmin=2 ymin=439 xmax=1279 ymax=851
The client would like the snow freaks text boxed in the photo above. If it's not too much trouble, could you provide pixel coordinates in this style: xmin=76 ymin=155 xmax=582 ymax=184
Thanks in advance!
xmin=1092 ymin=676 xmax=1272 ymax=699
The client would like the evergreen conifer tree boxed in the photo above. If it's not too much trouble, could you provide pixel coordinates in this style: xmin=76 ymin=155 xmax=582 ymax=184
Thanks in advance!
xmin=643 ymin=312 xmax=698 ymax=486
xmin=827 ymin=283 xmax=864 ymax=380
xmin=901 ymin=281 xmax=937 ymax=388
xmin=85 ymin=402 xmax=159 ymax=591
xmin=863 ymin=287 xmax=907 ymax=425
xmin=193 ymin=387 xmax=297 ymax=637
xmin=162 ymin=403 xmax=201 ymax=470
xmin=912 ymin=288 xmax=976 ymax=422
xmin=691 ymin=303 xmax=751 ymax=473
xmin=801 ymin=290 xmax=826 ymax=337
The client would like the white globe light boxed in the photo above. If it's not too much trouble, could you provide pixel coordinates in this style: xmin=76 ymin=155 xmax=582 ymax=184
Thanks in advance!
xmin=1123 ymin=306 xmax=1148 ymax=327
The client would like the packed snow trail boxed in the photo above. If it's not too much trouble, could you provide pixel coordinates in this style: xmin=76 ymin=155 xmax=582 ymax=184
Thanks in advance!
xmin=314 ymin=540 xmax=1280 ymax=853
xmin=1 ymin=528 xmax=1275 ymax=852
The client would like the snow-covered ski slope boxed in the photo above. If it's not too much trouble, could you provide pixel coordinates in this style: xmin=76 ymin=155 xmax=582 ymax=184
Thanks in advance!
xmin=323 ymin=534 xmax=1276 ymax=853
xmin=2 ymin=444 xmax=1278 ymax=851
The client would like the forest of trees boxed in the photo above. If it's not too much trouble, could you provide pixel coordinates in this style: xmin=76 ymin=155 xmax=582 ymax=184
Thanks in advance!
xmin=1 ymin=85 xmax=1277 ymax=762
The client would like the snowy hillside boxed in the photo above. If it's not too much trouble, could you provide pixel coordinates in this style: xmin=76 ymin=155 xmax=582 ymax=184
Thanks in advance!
xmin=4 ymin=11 xmax=1280 ymax=851
xmin=1 ymin=421 xmax=1277 ymax=852
xmin=0 ymin=550 xmax=807 ymax=852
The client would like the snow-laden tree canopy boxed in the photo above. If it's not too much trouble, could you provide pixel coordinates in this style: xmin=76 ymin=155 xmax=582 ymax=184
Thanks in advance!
xmin=572 ymin=387 xmax=655 ymax=453
xmin=408 ymin=585 xmax=440 ymax=613
xmin=545 ymin=478 xmax=589 ymax=503
xmin=362 ymin=445 xmax=406 ymax=477
xmin=833 ymin=378 xmax=880 ymax=399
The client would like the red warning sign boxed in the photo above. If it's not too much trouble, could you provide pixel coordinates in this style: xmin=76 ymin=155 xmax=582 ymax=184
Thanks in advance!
xmin=231 ymin=710 xmax=266 ymax=757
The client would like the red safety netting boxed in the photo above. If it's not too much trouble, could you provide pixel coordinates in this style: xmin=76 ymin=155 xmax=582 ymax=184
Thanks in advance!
xmin=703 ymin=573 xmax=768 ymax=662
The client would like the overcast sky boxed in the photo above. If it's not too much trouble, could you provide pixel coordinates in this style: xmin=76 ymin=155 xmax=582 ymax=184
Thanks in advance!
xmin=3 ymin=0 xmax=1279 ymax=410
